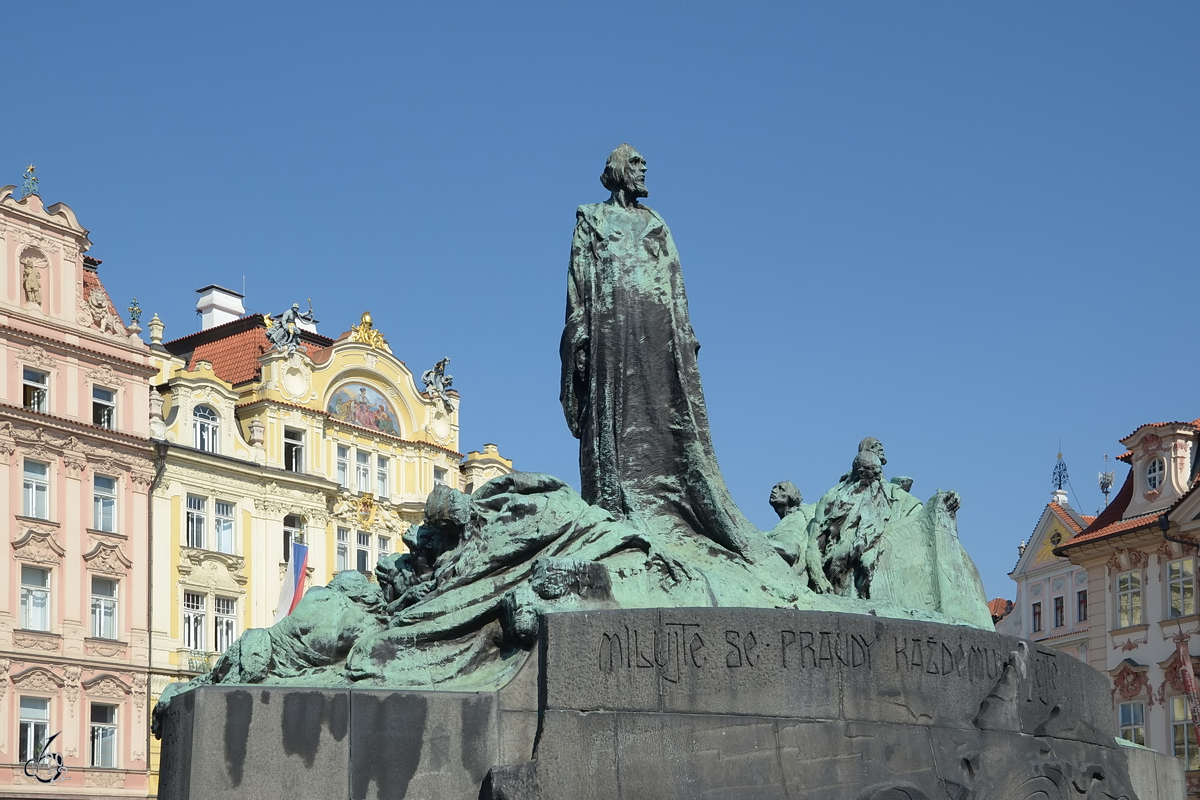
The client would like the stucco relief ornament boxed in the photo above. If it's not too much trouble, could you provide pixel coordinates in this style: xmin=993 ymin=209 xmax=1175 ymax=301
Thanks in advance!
xmin=86 ymin=363 xmax=119 ymax=387
xmin=1106 ymin=550 xmax=1126 ymax=575
xmin=83 ymin=541 xmax=133 ymax=575
xmin=64 ymin=665 xmax=82 ymax=716
xmin=1128 ymin=549 xmax=1150 ymax=570
xmin=0 ymin=658 xmax=10 ymax=702
xmin=84 ymin=674 xmax=131 ymax=699
xmin=19 ymin=345 xmax=57 ymax=372
xmin=1110 ymin=662 xmax=1152 ymax=705
xmin=11 ymin=528 xmax=66 ymax=566
xmin=1142 ymin=434 xmax=1163 ymax=455
xmin=10 ymin=666 xmax=64 ymax=692
xmin=349 ymin=311 xmax=392 ymax=353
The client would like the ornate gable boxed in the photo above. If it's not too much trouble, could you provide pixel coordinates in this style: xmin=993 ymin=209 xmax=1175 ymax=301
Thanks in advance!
xmin=11 ymin=527 xmax=65 ymax=566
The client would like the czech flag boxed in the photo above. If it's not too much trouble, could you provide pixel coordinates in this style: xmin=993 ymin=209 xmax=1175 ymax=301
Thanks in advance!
xmin=273 ymin=541 xmax=309 ymax=625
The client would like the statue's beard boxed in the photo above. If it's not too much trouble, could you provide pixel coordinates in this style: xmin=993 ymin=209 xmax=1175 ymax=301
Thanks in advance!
xmin=627 ymin=179 xmax=648 ymax=198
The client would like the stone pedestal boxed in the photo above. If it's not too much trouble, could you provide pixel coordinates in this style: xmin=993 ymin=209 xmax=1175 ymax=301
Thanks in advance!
xmin=157 ymin=609 xmax=1183 ymax=799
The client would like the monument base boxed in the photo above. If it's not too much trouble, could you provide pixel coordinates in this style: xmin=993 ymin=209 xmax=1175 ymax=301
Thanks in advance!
xmin=157 ymin=609 xmax=1182 ymax=799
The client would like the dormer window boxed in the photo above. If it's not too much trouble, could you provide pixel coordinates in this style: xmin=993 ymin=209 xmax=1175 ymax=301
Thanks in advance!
xmin=1146 ymin=457 xmax=1165 ymax=491
xmin=193 ymin=406 xmax=218 ymax=452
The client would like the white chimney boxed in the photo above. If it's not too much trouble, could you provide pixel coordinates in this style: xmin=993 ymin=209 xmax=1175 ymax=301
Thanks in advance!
xmin=196 ymin=285 xmax=246 ymax=330
xmin=1051 ymin=489 xmax=1069 ymax=506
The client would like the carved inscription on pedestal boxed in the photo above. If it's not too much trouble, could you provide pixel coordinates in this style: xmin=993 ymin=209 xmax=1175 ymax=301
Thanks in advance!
xmin=546 ymin=609 xmax=1088 ymax=728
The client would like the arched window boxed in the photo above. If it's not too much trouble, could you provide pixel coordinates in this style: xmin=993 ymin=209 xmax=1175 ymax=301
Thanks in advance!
xmin=193 ymin=406 xmax=219 ymax=453
xmin=1147 ymin=457 xmax=1165 ymax=491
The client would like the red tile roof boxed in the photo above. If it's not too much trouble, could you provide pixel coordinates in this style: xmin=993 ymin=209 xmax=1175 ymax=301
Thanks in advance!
xmin=988 ymin=598 xmax=1014 ymax=623
xmin=163 ymin=315 xmax=331 ymax=386
xmin=1057 ymin=470 xmax=1164 ymax=547
xmin=1047 ymin=502 xmax=1092 ymax=534
xmin=1120 ymin=419 xmax=1200 ymax=443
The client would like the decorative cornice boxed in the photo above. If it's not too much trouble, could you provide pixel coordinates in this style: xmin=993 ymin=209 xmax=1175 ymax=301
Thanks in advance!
xmin=0 ymin=323 xmax=152 ymax=366
xmin=178 ymin=546 xmax=247 ymax=584
xmin=0 ymin=405 xmax=156 ymax=455
xmin=82 ymin=673 xmax=132 ymax=698
xmin=10 ymin=665 xmax=64 ymax=689
xmin=83 ymin=541 xmax=133 ymax=575
xmin=11 ymin=527 xmax=65 ymax=566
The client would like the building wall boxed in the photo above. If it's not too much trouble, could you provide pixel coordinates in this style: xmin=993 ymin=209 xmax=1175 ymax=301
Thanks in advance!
xmin=143 ymin=308 xmax=511 ymax=793
xmin=0 ymin=188 xmax=154 ymax=795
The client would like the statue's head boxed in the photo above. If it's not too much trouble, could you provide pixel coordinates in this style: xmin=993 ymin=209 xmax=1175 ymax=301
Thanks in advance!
xmin=291 ymin=303 xmax=300 ymax=311
xmin=769 ymin=481 xmax=802 ymax=519
xmin=850 ymin=450 xmax=884 ymax=485
xmin=600 ymin=144 xmax=648 ymax=200
xmin=858 ymin=437 xmax=886 ymax=466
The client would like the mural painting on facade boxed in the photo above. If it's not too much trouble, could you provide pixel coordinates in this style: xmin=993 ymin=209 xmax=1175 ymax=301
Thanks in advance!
xmin=327 ymin=383 xmax=400 ymax=434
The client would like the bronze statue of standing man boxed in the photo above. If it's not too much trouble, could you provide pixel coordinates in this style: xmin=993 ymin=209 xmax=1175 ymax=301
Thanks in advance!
xmin=560 ymin=145 xmax=779 ymax=568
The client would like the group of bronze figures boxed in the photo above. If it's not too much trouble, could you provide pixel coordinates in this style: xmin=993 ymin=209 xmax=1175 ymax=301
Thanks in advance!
xmin=152 ymin=146 xmax=990 ymax=731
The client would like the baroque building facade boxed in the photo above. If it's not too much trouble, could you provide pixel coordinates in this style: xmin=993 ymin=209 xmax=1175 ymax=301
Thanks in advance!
xmin=1058 ymin=419 xmax=1200 ymax=797
xmin=144 ymin=288 xmax=510 ymax=791
xmin=998 ymin=487 xmax=1094 ymax=661
xmin=0 ymin=185 xmax=155 ymax=796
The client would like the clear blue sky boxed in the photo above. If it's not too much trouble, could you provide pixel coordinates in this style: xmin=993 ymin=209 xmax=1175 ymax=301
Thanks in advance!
xmin=6 ymin=3 xmax=1198 ymax=601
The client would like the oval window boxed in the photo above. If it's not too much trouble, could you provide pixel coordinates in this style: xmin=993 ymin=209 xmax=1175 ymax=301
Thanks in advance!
xmin=1146 ymin=457 xmax=1165 ymax=491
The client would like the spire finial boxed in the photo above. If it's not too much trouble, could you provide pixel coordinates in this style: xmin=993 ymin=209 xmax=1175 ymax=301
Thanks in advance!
xmin=1052 ymin=452 xmax=1068 ymax=492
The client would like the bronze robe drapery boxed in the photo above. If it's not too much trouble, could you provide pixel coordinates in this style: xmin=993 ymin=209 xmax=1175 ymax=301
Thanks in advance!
xmin=560 ymin=201 xmax=772 ymax=564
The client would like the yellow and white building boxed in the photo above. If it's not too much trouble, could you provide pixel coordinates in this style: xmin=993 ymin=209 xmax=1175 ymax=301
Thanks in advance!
xmin=144 ymin=287 xmax=511 ymax=791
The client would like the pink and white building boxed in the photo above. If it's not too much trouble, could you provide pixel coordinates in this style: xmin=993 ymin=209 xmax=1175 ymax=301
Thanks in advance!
xmin=0 ymin=184 xmax=155 ymax=797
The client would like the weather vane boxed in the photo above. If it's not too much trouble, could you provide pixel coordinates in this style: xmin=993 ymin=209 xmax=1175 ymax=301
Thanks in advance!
xmin=1099 ymin=453 xmax=1115 ymax=507
xmin=1052 ymin=451 xmax=1068 ymax=492
xmin=19 ymin=164 xmax=39 ymax=199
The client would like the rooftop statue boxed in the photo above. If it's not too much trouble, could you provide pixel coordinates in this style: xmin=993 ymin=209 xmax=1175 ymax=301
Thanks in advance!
xmin=265 ymin=302 xmax=316 ymax=355
xmin=422 ymin=357 xmax=454 ymax=409
xmin=152 ymin=148 xmax=992 ymax=736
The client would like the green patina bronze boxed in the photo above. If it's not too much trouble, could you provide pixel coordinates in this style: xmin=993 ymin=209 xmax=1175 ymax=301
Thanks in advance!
xmin=152 ymin=147 xmax=991 ymax=736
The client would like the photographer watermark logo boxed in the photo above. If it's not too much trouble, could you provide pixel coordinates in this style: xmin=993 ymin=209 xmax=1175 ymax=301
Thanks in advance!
xmin=24 ymin=731 xmax=70 ymax=784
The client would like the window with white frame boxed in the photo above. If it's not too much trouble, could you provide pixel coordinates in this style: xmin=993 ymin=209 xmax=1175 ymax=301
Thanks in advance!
xmin=1119 ymin=701 xmax=1145 ymax=746
xmin=337 ymin=446 xmax=350 ymax=489
xmin=1077 ymin=589 xmax=1088 ymax=622
xmin=23 ymin=460 xmax=50 ymax=519
xmin=284 ymin=428 xmax=305 ymax=473
xmin=91 ymin=577 xmax=117 ymax=639
xmin=18 ymin=696 xmax=49 ymax=764
xmin=356 ymin=451 xmax=371 ymax=492
xmin=1168 ymin=558 xmax=1195 ymax=619
xmin=20 ymin=566 xmax=50 ymax=631
xmin=183 ymin=592 xmax=206 ymax=651
xmin=93 ymin=475 xmax=117 ymax=532
xmin=1117 ymin=570 xmax=1143 ymax=628
xmin=1173 ymin=695 xmax=1200 ymax=770
xmin=434 ymin=467 xmax=448 ymax=486
xmin=336 ymin=528 xmax=350 ymax=572
xmin=1031 ymin=602 xmax=1042 ymax=632
xmin=193 ymin=405 xmax=218 ymax=452
xmin=215 ymin=501 xmax=235 ymax=554
xmin=378 ymin=535 xmax=391 ymax=562
xmin=90 ymin=703 xmax=117 ymax=768
xmin=1053 ymin=596 xmax=1065 ymax=628
xmin=92 ymin=386 xmax=116 ymax=429
xmin=214 ymin=596 xmax=237 ymax=653
xmin=357 ymin=532 xmax=370 ymax=573
xmin=377 ymin=456 xmax=390 ymax=497
xmin=22 ymin=367 xmax=48 ymax=413
xmin=283 ymin=515 xmax=304 ymax=562
xmin=1147 ymin=457 xmax=1165 ymax=491
xmin=186 ymin=495 xmax=207 ymax=549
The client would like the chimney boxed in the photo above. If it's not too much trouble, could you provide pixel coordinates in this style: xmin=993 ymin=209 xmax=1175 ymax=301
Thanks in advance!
xmin=196 ymin=285 xmax=245 ymax=330
xmin=1051 ymin=489 xmax=1069 ymax=506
